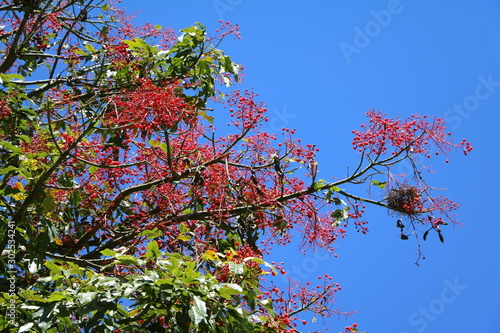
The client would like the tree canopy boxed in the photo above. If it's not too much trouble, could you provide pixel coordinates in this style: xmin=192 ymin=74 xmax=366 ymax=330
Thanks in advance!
xmin=0 ymin=1 xmax=472 ymax=332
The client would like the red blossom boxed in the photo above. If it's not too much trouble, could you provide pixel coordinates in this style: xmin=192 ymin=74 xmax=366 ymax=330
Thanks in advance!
xmin=352 ymin=109 xmax=473 ymax=159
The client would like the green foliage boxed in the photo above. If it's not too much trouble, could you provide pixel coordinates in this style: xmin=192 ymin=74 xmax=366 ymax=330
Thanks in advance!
xmin=7 ymin=245 xmax=275 ymax=332
xmin=370 ymin=180 xmax=386 ymax=189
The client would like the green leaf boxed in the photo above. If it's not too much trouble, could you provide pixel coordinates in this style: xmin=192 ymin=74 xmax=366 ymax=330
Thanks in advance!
xmin=146 ymin=240 xmax=161 ymax=259
xmin=219 ymin=283 xmax=243 ymax=299
xmin=177 ymin=234 xmax=191 ymax=242
xmin=138 ymin=228 xmax=162 ymax=239
xmin=28 ymin=260 xmax=42 ymax=274
xmin=100 ymin=26 xmax=109 ymax=38
xmin=0 ymin=73 xmax=24 ymax=84
xmin=116 ymin=255 xmax=138 ymax=265
xmin=179 ymin=223 xmax=189 ymax=234
xmin=330 ymin=186 xmax=341 ymax=192
xmin=100 ymin=249 xmax=116 ymax=256
xmin=72 ymin=48 xmax=88 ymax=56
xmin=148 ymin=139 xmax=169 ymax=154
xmin=0 ymin=165 xmax=19 ymax=175
xmin=313 ymin=179 xmax=327 ymax=190
xmin=77 ymin=291 xmax=97 ymax=303
xmin=89 ymin=164 xmax=98 ymax=176
xmin=326 ymin=186 xmax=345 ymax=205
xmin=45 ymin=260 xmax=62 ymax=275
xmin=222 ymin=76 xmax=231 ymax=87
xmin=197 ymin=59 xmax=211 ymax=76
xmin=370 ymin=180 xmax=387 ymax=189
xmin=42 ymin=192 xmax=56 ymax=215
xmin=84 ymin=43 xmax=97 ymax=53
xmin=331 ymin=207 xmax=350 ymax=226
xmin=0 ymin=141 xmax=21 ymax=153
xmin=243 ymin=257 xmax=278 ymax=276
xmin=47 ymin=291 xmax=69 ymax=302
xmin=330 ymin=197 xmax=346 ymax=206
xmin=155 ymin=277 xmax=174 ymax=286
xmin=16 ymin=135 xmax=32 ymax=144
xmin=199 ymin=110 xmax=214 ymax=124
xmin=182 ymin=208 xmax=194 ymax=215
xmin=188 ymin=295 xmax=207 ymax=325
xmin=19 ymin=323 xmax=34 ymax=333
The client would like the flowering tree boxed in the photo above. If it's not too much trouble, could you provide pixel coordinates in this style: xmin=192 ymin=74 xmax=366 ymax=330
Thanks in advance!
xmin=0 ymin=1 xmax=472 ymax=332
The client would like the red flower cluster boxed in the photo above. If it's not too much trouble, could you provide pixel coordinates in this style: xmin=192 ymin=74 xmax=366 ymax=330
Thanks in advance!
xmin=0 ymin=100 xmax=11 ymax=120
xmin=214 ymin=20 xmax=242 ymax=40
xmin=226 ymin=90 xmax=268 ymax=130
xmin=106 ymin=79 xmax=194 ymax=132
xmin=259 ymin=275 xmax=349 ymax=331
xmin=352 ymin=110 xmax=473 ymax=160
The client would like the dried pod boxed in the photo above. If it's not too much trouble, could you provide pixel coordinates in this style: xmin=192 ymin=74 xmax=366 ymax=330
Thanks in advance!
xmin=438 ymin=231 xmax=445 ymax=243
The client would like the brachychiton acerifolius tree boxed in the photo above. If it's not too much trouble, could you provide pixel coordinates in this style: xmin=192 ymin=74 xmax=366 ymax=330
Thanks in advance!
xmin=0 ymin=1 xmax=472 ymax=332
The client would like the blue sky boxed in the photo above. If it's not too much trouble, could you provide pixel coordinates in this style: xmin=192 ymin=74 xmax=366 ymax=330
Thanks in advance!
xmin=121 ymin=1 xmax=500 ymax=332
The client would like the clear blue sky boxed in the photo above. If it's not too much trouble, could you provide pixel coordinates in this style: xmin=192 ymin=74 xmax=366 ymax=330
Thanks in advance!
xmin=122 ymin=1 xmax=500 ymax=332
